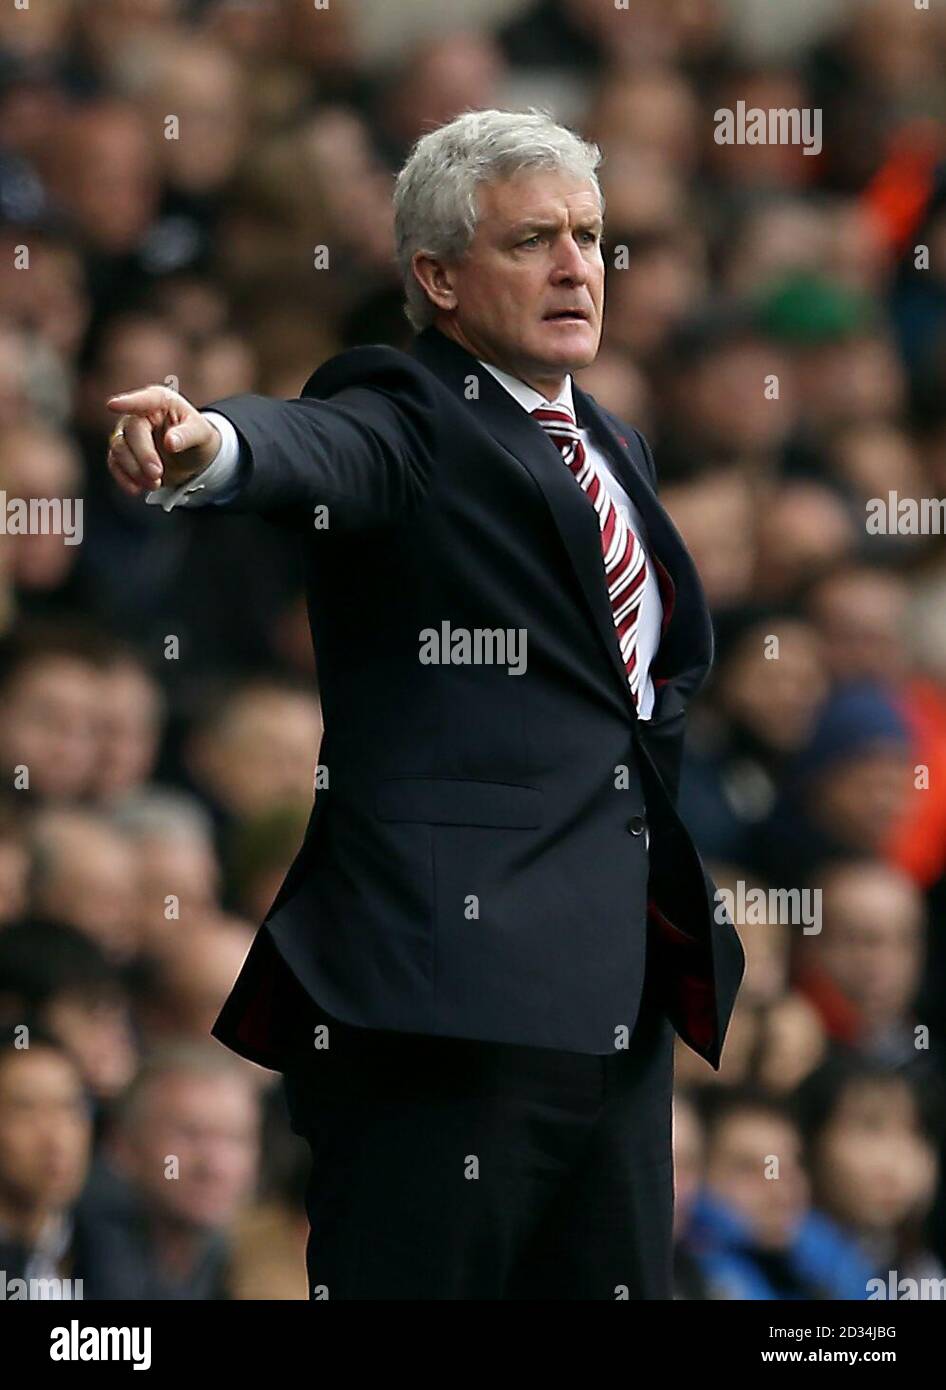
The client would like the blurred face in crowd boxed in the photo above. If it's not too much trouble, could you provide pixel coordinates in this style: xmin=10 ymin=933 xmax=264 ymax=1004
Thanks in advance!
xmin=189 ymin=688 xmax=323 ymax=819
xmin=92 ymin=660 xmax=164 ymax=802
xmin=807 ymin=568 xmax=910 ymax=686
xmin=661 ymin=470 xmax=755 ymax=609
xmin=709 ymin=72 xmax=818 ymax=189
xmin=0 ymin=1047 xmax=91 ymax=1223
xmin=44 ymin=990 xmax=138 ymax=1102
xmin=812 ymin=1077 xmax=938 ymax=1233
xmin=114 ymin=1069 xmax=259 ymax=1229
xmin=49 ymin=104 xmax=159 ymax=256
xmin=588 ymin=70 xmax=700 ymax=175
xmin=388 ymin=34 xmax=502 ymax=151
xmin=678 ymin=338 xmax=794 ymax=456
xmin=81 ymin=315 xmax=189 ymax=433
xmin=705 ymin=1110 xmax=809 ymax=1250
xmin=0 ymin=426 xmax=82 ymax=592
xmin=134 ymin=833 xmax=220 ymax=949
xmin=574 ymin=348 xmax=652 ymax=429
xmin=806 ymin=746 xmax=913 ymax=854
xmin=846 ymin=0 xmax=946 ymax=103
xmin=146 ymin=921 xmax=254 ymax=1042
xmin=416 ymin=167 xmax=605 ymax=397
xmin=755 ymin=996 xmax=827 ymax=1096
xmin=795 ymin=334 xmax=906 ymax=430
xmin=32 ymin=812 xmax=139 ymax=962
xmin=144 ymin=42 xmax=246 ymax=194
xmin=0 ymin=655 xmax=101 ymax=801
xmin=0 ymin=0 xmax=74 ymax=60
xmin=735 ymin=911 xmax=789 ymax=1008
xmin=723 ymin=202 xmax=826 ymax=297
xmin=831 ymin=422 xmax=924 ymax=505
xmin=716 ymin=619 xmax=828 ymax=752
xmin=815 ymin=865 xmax=923 ymax=1032
xmin=0 ymin=237 xmax=90 ymax=359
xmin=605 ymin=240 xmax=706 ymax=361
xmin=753 ymin=483 xmax=858 ymax=599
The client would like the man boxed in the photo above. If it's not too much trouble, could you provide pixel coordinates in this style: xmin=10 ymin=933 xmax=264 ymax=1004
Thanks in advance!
xmin=0 ymin=1030 xmax=91 ymax=1299
xmin=75 ymin=1043 xmax=260 ymax=1300
xmin=106 ymin=108 xmax=744 ymax=1299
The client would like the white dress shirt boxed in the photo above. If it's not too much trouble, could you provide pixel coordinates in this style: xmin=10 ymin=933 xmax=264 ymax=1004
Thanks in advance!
xmin=478 ymin=360 xmax=660 ymax=720
xmin=146 ymin=364 xmax=661 ymax=718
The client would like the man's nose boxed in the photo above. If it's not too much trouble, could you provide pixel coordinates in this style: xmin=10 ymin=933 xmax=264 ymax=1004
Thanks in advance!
xmin=550 ymin=235 xmax=589 ymax=283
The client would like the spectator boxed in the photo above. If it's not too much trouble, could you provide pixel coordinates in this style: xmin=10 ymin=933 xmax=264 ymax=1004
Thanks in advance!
xmin=182 ymin=681 xmax=322 ymax=851
xmin=0 ymin=1027 xmax=92 ymax=1298
xmin=682 ymin=1089 xmax=875 ymax=1300
xmin=0 ymin=623 xmax=104 ymax=804
xmin=111 ymin=787 xmax=220 ymax=950
xmin=0 ymin=921 xmax=137 ymax=1104
xmin=796 ymin=1054 xmax=945 ymax=1297
xmin=753 ymin=681 xmax=915 ymax=885
xmin=90 ymin=651 xmax=167 ymax=805
xmin=797 ymin=860 xmax=928 ymax=1064
xmin=77 ymin=1042 xmax=260 ymax=1299
xmin=28 ymin=808 xmax=138 ymax=963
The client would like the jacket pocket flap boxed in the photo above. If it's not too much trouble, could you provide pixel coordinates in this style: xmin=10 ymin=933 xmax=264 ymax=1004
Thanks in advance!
xmin=375 ymin=777 xmax=542 ymax=827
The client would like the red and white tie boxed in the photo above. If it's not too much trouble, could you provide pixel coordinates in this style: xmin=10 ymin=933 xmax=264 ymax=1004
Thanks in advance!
xmin=532 ymin=404 xmax=648 ymax=710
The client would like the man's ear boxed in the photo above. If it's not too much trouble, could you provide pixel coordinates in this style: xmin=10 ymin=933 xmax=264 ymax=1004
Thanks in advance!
xmin=411 ymin=251 xmax=458 ymax=313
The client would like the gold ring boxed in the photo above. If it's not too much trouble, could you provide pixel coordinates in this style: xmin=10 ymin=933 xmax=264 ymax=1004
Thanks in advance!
xmin=109 ymin=425 xmax=125 ymax=448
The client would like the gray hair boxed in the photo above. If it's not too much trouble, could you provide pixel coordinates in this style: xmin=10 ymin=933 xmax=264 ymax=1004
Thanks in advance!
xmin=393 ymin=108 xmax=604 ymax=333
xmin=111 ymin=1041 xmax=252 ymax=1133
xmin=110 ymin=785 xmax=215 ymax=846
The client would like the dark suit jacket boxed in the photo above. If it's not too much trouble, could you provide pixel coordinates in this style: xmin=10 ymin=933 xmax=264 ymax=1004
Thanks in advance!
xmin=206 ymin=325 xmax=744 ymax=1069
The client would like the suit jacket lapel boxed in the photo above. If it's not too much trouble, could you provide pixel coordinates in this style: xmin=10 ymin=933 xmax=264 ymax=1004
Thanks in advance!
xmin=573 ymin=386 xmax=714 ymax=693
xmin=410 ymin=326 xmax=711 ymax=712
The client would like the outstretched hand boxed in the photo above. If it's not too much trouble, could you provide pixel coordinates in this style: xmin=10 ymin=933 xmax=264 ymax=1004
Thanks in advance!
xmin=106 ymin=385 xmax=221 ymax=498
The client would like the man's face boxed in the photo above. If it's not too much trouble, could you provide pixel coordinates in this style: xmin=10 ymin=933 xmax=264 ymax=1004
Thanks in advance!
xmin=422 ymin=168 xmax=605 ymax=393
xmin=0 ymin=1048 xmax=91 ymax=1212
xmin=706 ymin=1113 xmax=809 ymax=1251
xmin=117 ymin=1073 xmax=259 ymax=1229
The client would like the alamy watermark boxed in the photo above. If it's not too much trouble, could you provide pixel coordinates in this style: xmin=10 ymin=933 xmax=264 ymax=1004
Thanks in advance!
xmin=0 ymin=493 xmax=83 ymax=544
xmin=418 ymin=622 xmax=527 ymax=676
xmin=867 ymin=1269 xmax=946 ymax=1300
xmin=1 ymin=1269 xmax=83 ymax=1300
xmin=49 ymin=1320 xmax=150 ymax=1369
xmin=866 ymin=491 xmax=946 ymax=535
xmin=714 ymin=101 xmax=822 ymax=157
xmin=715 ymin=881 xmax=822 ymax=935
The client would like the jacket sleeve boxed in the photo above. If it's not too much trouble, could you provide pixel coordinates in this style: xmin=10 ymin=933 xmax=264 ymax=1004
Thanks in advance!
xmin=198 ymin=365 xmax=439 ymax=531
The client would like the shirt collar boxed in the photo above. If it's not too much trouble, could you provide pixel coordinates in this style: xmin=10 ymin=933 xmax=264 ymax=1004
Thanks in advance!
xmin=478 ymin=359 xmax=576 ymax=422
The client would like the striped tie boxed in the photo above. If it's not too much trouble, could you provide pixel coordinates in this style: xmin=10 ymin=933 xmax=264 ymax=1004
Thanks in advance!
xmin=532 ymin=404 xmax=648 ymax=710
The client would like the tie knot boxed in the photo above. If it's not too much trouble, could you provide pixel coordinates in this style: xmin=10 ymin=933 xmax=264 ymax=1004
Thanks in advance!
xmin=531 ymin=404 xmax=577 ymax=433
xmin=531 ymin=405 xmax=580 ymax=460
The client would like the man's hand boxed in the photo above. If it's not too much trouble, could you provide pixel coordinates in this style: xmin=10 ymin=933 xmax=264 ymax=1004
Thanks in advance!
xmin=106 ymin=385 xmax=222 ymax=498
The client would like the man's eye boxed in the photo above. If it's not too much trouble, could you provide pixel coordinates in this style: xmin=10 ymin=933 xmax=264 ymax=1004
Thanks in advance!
xmin=519 ymin=235 xmax=542 ymax=247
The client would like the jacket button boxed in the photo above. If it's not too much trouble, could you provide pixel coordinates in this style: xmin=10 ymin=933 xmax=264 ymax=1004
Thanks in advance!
xmin=627 ymin=815 xmax=647 ymax=836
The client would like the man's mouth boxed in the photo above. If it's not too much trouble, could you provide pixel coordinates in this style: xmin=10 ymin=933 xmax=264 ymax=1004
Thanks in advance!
xmin=543 ymin=309 xmax=589 ymax=322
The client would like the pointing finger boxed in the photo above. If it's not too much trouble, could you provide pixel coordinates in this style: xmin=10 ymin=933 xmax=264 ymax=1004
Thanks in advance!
xmin=106 ymin=385 xmax=175 ymax=422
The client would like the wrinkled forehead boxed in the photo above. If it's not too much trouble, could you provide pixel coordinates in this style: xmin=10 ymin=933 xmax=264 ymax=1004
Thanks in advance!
xmin=474 ymin=169 xmax=603 ymax=232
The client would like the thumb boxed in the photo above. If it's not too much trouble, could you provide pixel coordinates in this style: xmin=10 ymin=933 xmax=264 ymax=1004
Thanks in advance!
xmin=162 ymin=414 xmax=209 ymax=454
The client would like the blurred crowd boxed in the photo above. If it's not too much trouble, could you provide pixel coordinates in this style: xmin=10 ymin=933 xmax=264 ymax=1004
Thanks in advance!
xmin=0 ymin=0 xmax=945 ymax=1300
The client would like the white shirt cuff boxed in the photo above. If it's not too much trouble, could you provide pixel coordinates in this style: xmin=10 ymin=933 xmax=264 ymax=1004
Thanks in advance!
xmin=145 ymin=411 xmax=242 ymax=511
